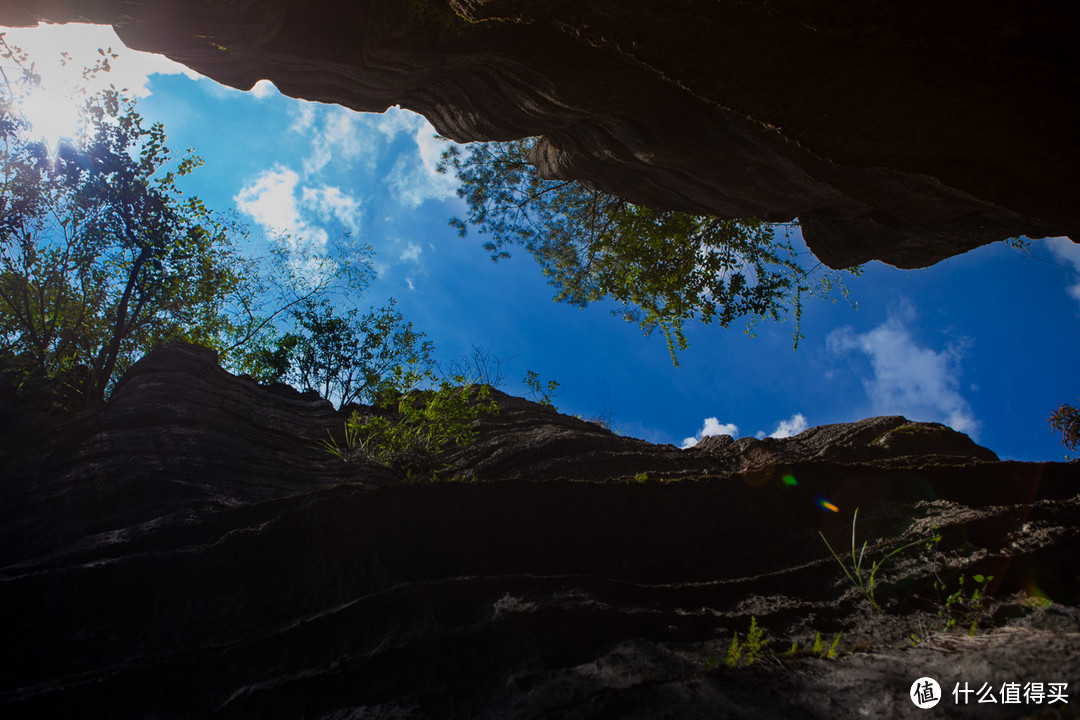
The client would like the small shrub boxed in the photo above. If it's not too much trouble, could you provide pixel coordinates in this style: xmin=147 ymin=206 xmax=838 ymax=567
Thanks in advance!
xmin=787 ymin=631 xmax=842 ymax=659
xmin=743 ymin=616 xmax=770 ymax=664
xmin=719 ymin=617 xmax=770 ymax=669
xmin=825 ymin=631 xmax=842 ymax=659
xmin=724 ymin=633 xmax=742 ymax=668
xmin=326 ymin=373 xmax=498 ymax=480
xmin=1049 ymin=401 xmax=1080 ymax=456
xmin=523 ymin=369 xmax=559 ymax=407
xmin=937 ymin=572 xmax=994 ymax=635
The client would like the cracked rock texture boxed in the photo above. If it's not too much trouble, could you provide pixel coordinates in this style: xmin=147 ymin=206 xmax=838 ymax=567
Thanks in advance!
xmin=2 ymin=1 xmax=1077 ymax=267
xmin=1 ymin=343 xmax=1078 ymax=718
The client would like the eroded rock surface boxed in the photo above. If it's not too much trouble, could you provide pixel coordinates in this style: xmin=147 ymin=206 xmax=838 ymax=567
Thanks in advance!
xmin=1 ymin=344 xmax=1078 ymax=718
xmin=2 ymin=1 xmax=1077 ymax=267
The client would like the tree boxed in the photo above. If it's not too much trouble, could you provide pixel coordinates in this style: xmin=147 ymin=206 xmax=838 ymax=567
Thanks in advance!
xmin=245 ymin=297 xmax=435 ymax=409
xmin=1049 ymin=402 xmax=1080 ymax=453
xmin=438 ymin=138 xmax=856 ymax=363
xmin=0 ymin=38 xmax=374 ymax=405
xmin=0 ymin=38 xmax=256 ymax=404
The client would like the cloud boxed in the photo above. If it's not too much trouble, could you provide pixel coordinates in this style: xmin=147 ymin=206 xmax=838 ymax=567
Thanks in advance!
xmin=399 ymin=242 xmax=423 ymax=263
xmin=378 ymin=108 xmax=458 ymax=208
xmin=1042 ymin=236 xmax=1080 ymax=310
xmin=768 ymin=413 xmax=808 ymax=439
xmin=289 ymin=104 xmax=317 ymax=134
xmin=299 ymin=105 xmax=378 ymax=176
xmin=681 ymin=417 xmax=739 ymax=449
xmin=373 ymin=106 xmax=425 ymax=139
xmin=828 ymin=305 xmax=978 ymax=437
xmin=250 ymin=79 xmax=278 ymax=99
xmin=301 ymin=185 xmax=363 ymax=235
xmin=234 ymin=167 xmax=367 ymax=288
xmin=235 ymin=167 xmax=305 ymax=231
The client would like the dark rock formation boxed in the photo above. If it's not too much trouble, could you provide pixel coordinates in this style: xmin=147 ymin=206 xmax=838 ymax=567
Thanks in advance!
xmin=1 ymin=343 xmax=1078 ymax=718
xmin=2 ymin=1 xmax=1077 ymax=267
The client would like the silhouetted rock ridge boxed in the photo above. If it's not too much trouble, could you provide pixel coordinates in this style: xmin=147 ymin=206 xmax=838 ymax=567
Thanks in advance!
xmin=0 ymin=344 xmax=1077 ymax=719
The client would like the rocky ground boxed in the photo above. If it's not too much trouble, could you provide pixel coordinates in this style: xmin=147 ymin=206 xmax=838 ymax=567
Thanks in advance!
xmin=1 ymin=343 xmax=1077 ymax=718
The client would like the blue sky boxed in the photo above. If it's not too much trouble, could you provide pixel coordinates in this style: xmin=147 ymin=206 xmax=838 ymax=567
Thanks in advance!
xmin=6 ymin=23 xmax=1080 ymax=461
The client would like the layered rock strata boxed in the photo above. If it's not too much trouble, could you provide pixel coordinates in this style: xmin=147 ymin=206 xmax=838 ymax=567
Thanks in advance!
xmin=1 ymin=344 xmax=1078 ymax=718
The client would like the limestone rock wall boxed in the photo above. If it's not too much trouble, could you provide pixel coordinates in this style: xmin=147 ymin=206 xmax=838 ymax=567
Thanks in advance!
xmin=1 ymin=344 xmax=1078 ymax=718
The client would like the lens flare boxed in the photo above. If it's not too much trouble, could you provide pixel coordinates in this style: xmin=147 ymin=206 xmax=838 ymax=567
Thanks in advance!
xmin=782 ymin=474 xmax=798 ymax=487
xmin=20 ymin=87 xmax=81 ymax=153
xmin=817 ymin=498 xmax=839 ymax=513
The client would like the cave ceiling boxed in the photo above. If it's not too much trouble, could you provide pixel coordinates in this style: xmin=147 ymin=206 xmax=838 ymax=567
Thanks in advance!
xmin=3 ymin=0 xmax=1077 ymax=267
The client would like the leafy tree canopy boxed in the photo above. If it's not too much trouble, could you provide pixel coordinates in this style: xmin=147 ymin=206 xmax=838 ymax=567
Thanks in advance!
xmin=0 ymin=37 xmax=404 ymax=408
xmin=1 ymin=37 xmax=258 ymax=403
xmin=438 ymin=137 xmax=857 ymax=363
xmin=244 ymin=297 xmax=435 ymax=409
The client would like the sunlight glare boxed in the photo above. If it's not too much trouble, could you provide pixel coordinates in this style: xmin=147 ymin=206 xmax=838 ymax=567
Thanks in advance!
xmin=19 ymin=85 xmax=81 ymax=152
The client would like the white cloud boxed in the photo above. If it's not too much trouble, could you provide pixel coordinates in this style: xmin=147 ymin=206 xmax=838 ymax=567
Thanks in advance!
xmin=300 ymin=105 xmax=378 ymax=176
xmin=1042 ymin=236 xmax=1080 ymax=310
xmin=769 ymin=413 xmax=808 ymax=439
xmin=234 ymin=167 xmax=369 ymax=286
xmin=681 ymin=417 xmax=739 ymax=449
xmin=250 ymin=79 xmax=278 ymax=99
xmin=373 ymin=106 xmax=425 ymax=139
xmin=301 ymin=185 xmax=363 ymax=234
xmin=383 ymin=110 xmax=458 ymax=208
xmin=399 ymin=242 xmax=422 ymax=263
xmin=235 ymin=167 xmax=364 ymax=244
xmin=289 ymin=104 xmax=316 ymax=134
xmin=828 ymin=304 xmax=978 ymax=437
xmin=234 ymin=166 xmax=317 ymax=241
xmin=234 ymin=167 xmax=343 ymax=283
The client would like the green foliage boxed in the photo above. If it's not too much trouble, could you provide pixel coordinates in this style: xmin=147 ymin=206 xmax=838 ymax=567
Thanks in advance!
xmin=743 ymin=616 xmax=769 ymax=664
xmin=819 ymin=508 xmax=941 ymax=613
xmin=439 ymin=137 xmax=858 ymax=364
xmin=1048 ymin=401 xmax=1080 ymax=455
xmin=1005 ymin=236 xmax=1031 ymax=251
xmin=936 ymin=572 xmax=994 ymax=635
xmin=0 ymin=38 xmax=377 ymax=407
xmin=910 ymin=618 xmax=929 ymax=647
xmin=0 ymin=38 xmax=261 ymax=404
xmin=724 ymin=633 xmax=742 ymax=668
xmin=827 ymin=632 xmax=842 ymax=659
xmin=823 ymin=631 xmax=842 ymax=659
xmin=244 ymin=297 xmax=434 ymax=409
xmin=319 ymin=419 xmax=365 ymax=461
xmin=523 ymin=369 xmax=559 ymax=406
xmin=327 ymin=370 xmax=499 ymax=479
xmin=786 ymin=631 xmax=841 ymax=659
xmin=719 ymin=617 xmax=771 ymax=669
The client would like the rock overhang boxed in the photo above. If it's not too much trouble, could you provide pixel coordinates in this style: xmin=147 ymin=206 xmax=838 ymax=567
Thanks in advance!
xmin=2 ymin=0 xmax=1076 ymax=268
